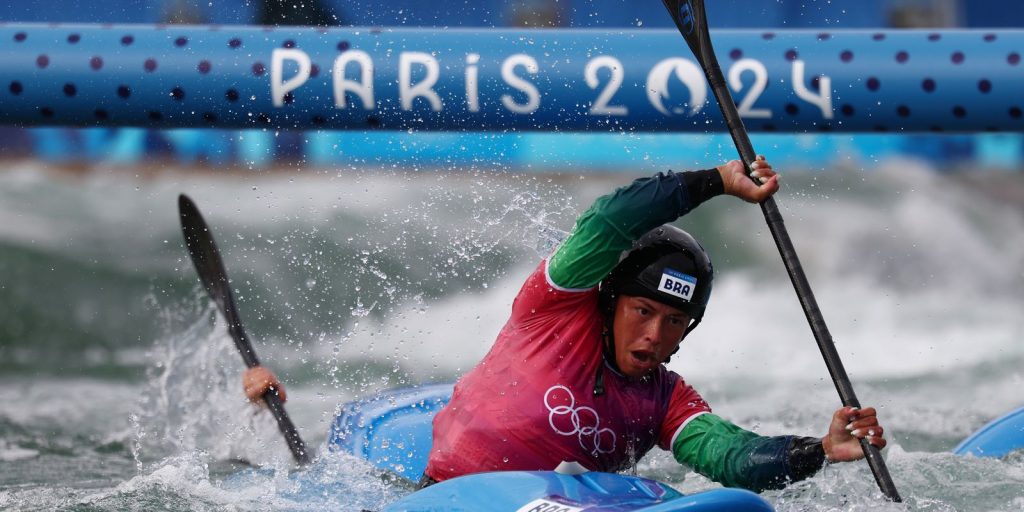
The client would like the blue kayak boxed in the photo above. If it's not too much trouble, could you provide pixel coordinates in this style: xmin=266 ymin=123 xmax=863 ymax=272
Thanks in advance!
xmin=328 ymin=384 xmax=773 ymax=511
xmin=328 ymin=383 xmax=452 ymax=481
xmin=953 ymin=406 xmax=1024 ymax=458
xmin=387 ymin=471 xmax=771 ymax=512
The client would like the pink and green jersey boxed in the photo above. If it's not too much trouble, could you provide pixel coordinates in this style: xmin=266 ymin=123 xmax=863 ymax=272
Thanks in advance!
xmin=426 ymin=171 xmax=826 ymax=492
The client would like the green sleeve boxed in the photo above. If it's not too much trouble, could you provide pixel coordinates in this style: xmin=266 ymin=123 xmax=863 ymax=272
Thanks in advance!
xmin=547 ymin=170 xmax=722 ymax=289
xmin=672 ymin=414 xmax=825 ymax=492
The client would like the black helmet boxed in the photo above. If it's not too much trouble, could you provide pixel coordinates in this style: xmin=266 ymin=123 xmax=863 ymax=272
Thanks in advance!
xmin=599 ymin=224 xmax=713 ymax=336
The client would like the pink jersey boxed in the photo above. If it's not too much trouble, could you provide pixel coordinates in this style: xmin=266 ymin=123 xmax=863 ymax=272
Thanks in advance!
xmin=425 ymin=260 xmax=711 ymax=481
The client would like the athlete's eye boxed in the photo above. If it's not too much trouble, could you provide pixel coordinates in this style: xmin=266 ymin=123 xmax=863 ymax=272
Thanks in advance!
xmin=668 ymin=317 xmax=683 ymax=326
xmin=636 ymin=307 xmax=649 ymax=316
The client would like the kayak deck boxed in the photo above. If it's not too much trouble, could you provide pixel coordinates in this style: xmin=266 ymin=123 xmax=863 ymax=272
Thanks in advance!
xmin=328 ymin=382 xmax=452 ymax=480
xmin=384 ymin=470 xmax=772 ymax=512
xmin=953 ymin=406 xmax=1024 ymax=458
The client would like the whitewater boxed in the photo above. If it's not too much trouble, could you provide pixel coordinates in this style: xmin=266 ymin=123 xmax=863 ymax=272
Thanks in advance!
xmin=0 ymin=157 xmax=1022 ymax=511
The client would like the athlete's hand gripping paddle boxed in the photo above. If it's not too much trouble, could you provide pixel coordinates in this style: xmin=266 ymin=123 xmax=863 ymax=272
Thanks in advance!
xmin=178 ymin=194 xmax=312 ymax=465
xmin=658 ymin=0 xmax=902 ymax=502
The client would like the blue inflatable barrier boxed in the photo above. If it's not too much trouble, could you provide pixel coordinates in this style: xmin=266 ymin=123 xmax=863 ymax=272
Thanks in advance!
xmin=953 ymin=406 xmax=1024 ymax=458
xmin=1 ymin=24 xmax=1022 ymax=132
xmin=330 ymin=384 xmax=774 ymax=512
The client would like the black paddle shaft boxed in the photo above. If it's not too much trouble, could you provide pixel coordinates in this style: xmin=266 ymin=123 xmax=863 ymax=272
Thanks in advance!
xmin=178 ymin=194 xmax=312 ymax=465
xmin=660 ymin=0 xmax=901 ymax=502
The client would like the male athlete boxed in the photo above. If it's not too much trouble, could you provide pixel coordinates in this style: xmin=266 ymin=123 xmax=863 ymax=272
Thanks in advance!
xmin=245 ymin=157 xmax=887 ymax=492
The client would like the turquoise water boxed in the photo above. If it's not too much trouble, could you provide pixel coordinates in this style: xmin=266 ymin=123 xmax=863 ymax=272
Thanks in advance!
xmin=0 ymin=161 xmax=1022 ymax=510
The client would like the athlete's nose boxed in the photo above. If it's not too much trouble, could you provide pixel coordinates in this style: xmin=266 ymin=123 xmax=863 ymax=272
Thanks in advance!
xmin=642 ymin=316 xmax=665 ymax=345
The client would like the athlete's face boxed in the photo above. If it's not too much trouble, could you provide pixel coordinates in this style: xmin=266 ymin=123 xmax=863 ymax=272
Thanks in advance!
xmin=612 ymin=295 xmax=690 ymax=378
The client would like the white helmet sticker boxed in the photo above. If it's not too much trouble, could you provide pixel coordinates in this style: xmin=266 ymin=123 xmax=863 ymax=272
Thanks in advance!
xmin=659 ymin=268 xmax=696 ymax=301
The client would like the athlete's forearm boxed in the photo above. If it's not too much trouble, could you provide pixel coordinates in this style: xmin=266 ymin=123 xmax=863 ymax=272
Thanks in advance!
xmin=672 ymin=414 xmax=826 ymax=492
xmin=547 ymin=170 xmax=722 ymax=289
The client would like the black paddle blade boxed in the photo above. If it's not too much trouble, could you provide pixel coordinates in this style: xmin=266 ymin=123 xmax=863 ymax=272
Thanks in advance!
xmin=178 ymin=194 xmax=259 ymax=367
xmin=662 ymin=0 xmax=711 ymax=61
xmin=177 ymin=194 xmax=311 ymax=465
xmin=664 ymin=0 xmax=758 ymax=169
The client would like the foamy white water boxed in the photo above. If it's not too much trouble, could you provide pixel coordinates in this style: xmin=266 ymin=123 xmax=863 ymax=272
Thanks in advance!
xmin=1 ymin=160 xmax=1022 ymax=510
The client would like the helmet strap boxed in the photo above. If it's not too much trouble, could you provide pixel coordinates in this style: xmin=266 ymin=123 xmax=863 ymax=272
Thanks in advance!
xmin=663 ymin=317 xmax=701 ymax=364
xmin=684 ymin=318 xmax=702 ymax=338
xmin=595 ymin=317 xmax=618 ymax=397
xmin=601 ymin=326 xmax=618 ymax=369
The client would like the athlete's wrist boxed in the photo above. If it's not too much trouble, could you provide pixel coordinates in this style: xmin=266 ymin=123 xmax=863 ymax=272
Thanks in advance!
xmin=787 ymin=436 xmax=827 ymax=481
xmin=821 ymin=435 xmax=832 ymax=462
xmin=679 ymin=168 xmax=724 ymax=208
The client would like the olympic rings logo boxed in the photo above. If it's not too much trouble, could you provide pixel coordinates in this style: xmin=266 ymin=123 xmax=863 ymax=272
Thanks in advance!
xmin=544 ymin=385 xmax=616 ymax=455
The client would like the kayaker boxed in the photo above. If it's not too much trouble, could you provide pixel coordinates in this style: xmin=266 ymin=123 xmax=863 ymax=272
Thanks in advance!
xmin=243 ymin=157 xmax=889 ymax=493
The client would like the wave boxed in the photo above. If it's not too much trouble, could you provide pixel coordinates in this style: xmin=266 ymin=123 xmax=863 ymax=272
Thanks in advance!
xmin=1 ymin=161 xmax=1021 ymax=380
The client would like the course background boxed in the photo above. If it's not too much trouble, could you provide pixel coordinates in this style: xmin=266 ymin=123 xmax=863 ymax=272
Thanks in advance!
xmin=1 ymin=1 xmax=1022 ymax=511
